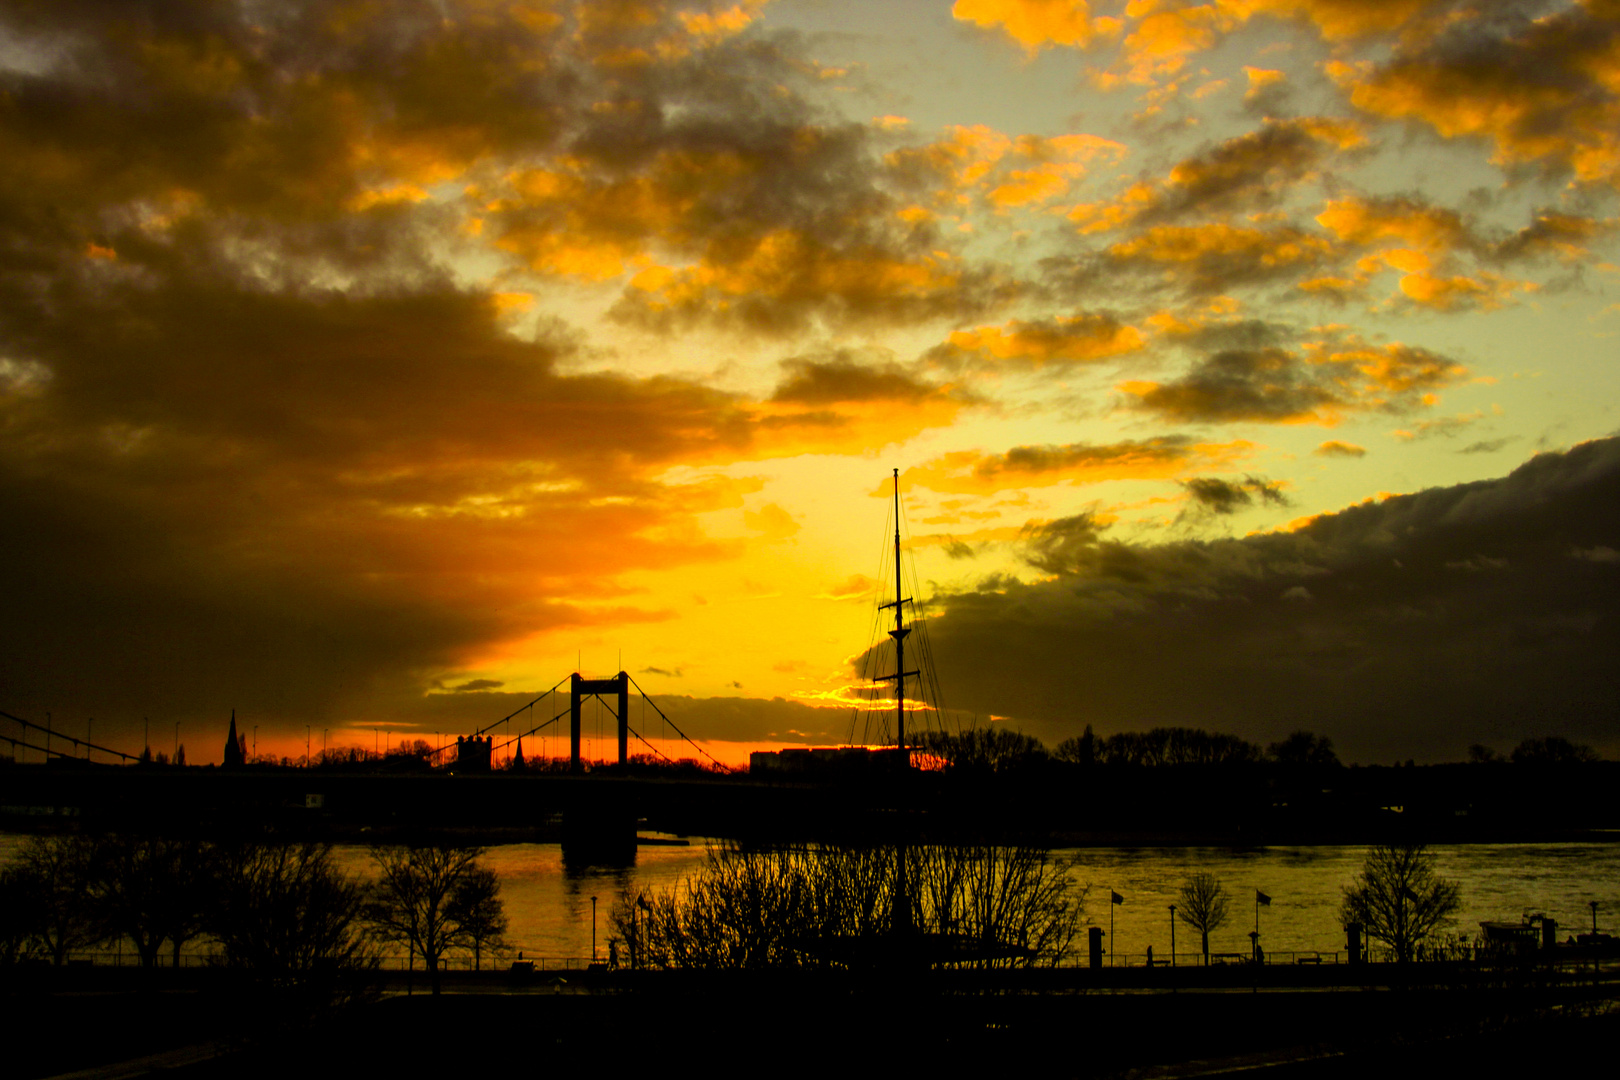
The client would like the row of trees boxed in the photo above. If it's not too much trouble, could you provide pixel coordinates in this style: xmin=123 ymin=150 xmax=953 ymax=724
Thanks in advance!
xmin=917 ymin=726 xmax=1330 ymax=772
xmin=0 ymin=834 xmax=508 ymax=1002
xmin=1172 ymin=843 xmax=1463 ymax=965
xmin=917 ymin=725 xmax=1605 ymax=774
xmin=607 ymin=841 xmax=1466 ymax=972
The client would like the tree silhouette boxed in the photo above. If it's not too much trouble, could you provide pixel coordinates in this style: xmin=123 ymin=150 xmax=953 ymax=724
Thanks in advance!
xmin=446 ymin=865 xmax=507 ymax=971
xmin=1177 ymin=872 xmax=1229 ymax=965
xmin=916 ymin=729 xmax=1048 ymax=773
xmin=89 ymin=834 xmax=215 ymax=969
xmin=12 ymin=835 xmax=100 ymax=965
xmin=210 ymin=841 xmax=377 ymax=1019
xmin=365 ymin=845 xmax=494 ymax=993
xmin=1267 ymin=731 xmax=1339 ymax=768
xmin=1340 ymin=842 xmax=1461 ymax=963
xmin=1510 ymin=736 xmax=1597 ymax=764
xmin=615 ymin=843 xmax=1085 ymax=971
xmin=0 ymin=865 xmax=43 ymax=964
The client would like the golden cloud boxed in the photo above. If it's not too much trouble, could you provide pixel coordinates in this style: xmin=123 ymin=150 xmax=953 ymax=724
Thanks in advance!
xmin=887 ymin=126 xmax=1126 ymax=213
xmin=1107 ymin=222 xmax=1335 ymax=291
xmin=1327 ymin=5 xmax=1620 ymax=189
xmin=936 ymin=313 xmax=1147 ymax=370
xmin=951 ymin=0 xmax=1118 ymax=54
xmin=615 ymin=229 xmax=1010 ymax=334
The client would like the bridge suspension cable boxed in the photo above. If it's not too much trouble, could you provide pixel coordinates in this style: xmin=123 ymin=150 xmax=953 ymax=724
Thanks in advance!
xmin=1 ymin=709 xmax=140 ymax=761
xmin=626 ymin=674 xmax=729 ymax=771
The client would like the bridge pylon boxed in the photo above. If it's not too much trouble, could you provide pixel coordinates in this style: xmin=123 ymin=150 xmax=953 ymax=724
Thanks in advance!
xmin=570 ymin=671 xmax=630 ymax=772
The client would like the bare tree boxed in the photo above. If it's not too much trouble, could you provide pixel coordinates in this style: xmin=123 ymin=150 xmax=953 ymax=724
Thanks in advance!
xmin=1340 ymin=842 xmax=1461 ymax=963
xmin=446 ymin=865 xmax=507 ymax=971
xmin=90 ymin=834 xmax=213 ymax=969
xmin=615 ymin=843 xmax=1085 ymax=971
xmin=210 ymin=841 xmax=377 ymax=1019
xmin=0 ymin=866 xmax=43 ymax=965
xmin=365 ymin=845 xmax=496 ymax=993
xmin=1177 ymin=872 xmax=1229 ymax=965
xmin=12 ymin=835 xmax=100 ymax=965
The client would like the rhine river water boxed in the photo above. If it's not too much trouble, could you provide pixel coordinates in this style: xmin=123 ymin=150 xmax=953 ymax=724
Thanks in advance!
xmin=5 ymin=835 xmax=1617 ymax=965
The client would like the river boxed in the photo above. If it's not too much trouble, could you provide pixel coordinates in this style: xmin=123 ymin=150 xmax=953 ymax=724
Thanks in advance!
xmin=5 ymin=834 xmax=1616 ymax=964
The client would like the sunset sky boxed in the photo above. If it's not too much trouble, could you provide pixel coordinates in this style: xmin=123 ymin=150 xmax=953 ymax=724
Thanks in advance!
xmin=2 ymin=0 xmax=1618 ymax=766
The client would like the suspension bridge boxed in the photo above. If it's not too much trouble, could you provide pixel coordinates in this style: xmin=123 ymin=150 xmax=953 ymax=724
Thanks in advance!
xmin=426 ymin=670 xmax=726 ymax=774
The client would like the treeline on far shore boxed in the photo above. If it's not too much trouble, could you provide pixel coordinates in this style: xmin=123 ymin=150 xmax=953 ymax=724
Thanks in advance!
xmin=893 ymin=729 xmax=1619 ymax=842
xmin=914 ymin=727 xmax=1605 ymax=774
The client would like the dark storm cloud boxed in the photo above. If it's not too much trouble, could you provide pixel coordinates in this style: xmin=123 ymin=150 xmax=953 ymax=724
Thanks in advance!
xmin=888 ymin=438 xmax=1620 ymax=763
xmin=0 ymin=0 xmax=1005 ymax=746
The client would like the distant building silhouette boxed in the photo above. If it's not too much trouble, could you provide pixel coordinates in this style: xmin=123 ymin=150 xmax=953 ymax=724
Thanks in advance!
xmin=456 ymin=735 xmax=492 ymax=772
xmin=223 ymin=711 xmax=245 ymax=768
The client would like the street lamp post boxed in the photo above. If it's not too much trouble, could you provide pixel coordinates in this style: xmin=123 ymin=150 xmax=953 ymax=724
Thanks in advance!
xmin=1170 ymin=905 xmax=1176 ymax=967
xmin=591 ymin=896 xmax=598 ymax=961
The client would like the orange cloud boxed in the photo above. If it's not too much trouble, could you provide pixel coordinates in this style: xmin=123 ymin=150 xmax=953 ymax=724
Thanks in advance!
xmin=1316 ymin=196 xmax=1464 ymax=251
xmin=1107 ymin=222 xmax=1335 ymax=291
xmin=951 ymin=0 xmax=1118 ymax=54
xmin=887 ymin=126 xmax=1126 ymax=212
xmin=1327 ymin=6 xmax=1620 ymax=188
xmin=937 ymin=313 xmax=1147 ymax=370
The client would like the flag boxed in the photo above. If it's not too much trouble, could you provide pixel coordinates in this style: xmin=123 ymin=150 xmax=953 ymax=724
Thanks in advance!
xmin=1256 ymin=890 xmax=1272 ymax=906
xmin=1111 ymin=891 xmax=1124 ymax=905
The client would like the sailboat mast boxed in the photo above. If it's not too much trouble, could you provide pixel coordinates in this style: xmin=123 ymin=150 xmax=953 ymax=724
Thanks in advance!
xmin=890 ymin=467 xmax=909 ymax=757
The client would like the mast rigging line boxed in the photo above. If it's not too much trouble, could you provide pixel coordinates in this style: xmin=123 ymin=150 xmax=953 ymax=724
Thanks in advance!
xmin=848 ymin=468 xmax=948 ymax=748
xmin=0 ymin=709 xmax=140 ymax=761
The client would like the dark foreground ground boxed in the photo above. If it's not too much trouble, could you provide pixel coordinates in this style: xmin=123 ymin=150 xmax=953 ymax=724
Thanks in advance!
xmin=11 ymin=965 xmax=1619 ymax=1079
